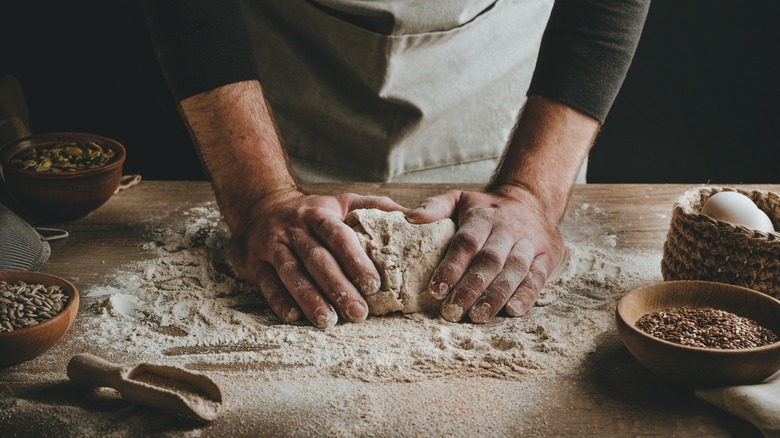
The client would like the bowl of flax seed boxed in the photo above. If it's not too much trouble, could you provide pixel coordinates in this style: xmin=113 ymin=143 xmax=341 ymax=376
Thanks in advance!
xmin=616 ymin=280 xmax=780 ymax=388
xmin=0 ymin=271 xmax=79 ymax=367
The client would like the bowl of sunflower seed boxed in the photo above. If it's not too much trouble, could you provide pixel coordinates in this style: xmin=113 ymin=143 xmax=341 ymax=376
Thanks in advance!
xmin=0 ymin=132 xmax=126 ymax=221
xmin=0 ymin=271 xmax=79 ymax=367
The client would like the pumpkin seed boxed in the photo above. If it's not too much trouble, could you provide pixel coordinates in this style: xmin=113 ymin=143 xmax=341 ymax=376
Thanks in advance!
xmin=10 ymin=142 xmax=116 ymax=173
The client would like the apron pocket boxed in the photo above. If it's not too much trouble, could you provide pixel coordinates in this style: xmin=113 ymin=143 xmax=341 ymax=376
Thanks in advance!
xmin=306 ymin=0 xmax=499 ymax=36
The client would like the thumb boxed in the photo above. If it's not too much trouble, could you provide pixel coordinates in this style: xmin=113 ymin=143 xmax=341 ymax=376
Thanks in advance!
xmin=345 ymin=195 xmax=408 ymax=214
xmin=406 ymin=190 xmax=461 ymax=224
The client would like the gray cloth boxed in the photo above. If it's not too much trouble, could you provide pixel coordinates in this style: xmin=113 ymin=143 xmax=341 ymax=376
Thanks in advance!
xmin=0 ymin=203 xmax=50 ymax=272
xmin=696 ymin=372 xmax=780 ymax=438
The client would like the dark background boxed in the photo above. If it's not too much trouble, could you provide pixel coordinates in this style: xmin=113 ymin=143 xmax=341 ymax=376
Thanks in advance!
xmin=1 ymin=1 xmax=778 ymax=182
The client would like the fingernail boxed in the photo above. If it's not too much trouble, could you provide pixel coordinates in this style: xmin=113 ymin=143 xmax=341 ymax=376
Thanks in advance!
xmin=504 ymin=300 xmax=527 ymax=317
xmin=469 ymin=301 xmax=492 ymax=324
xmin=345 ymin=301 xmax=368 ymax=322
xmin=282 ymin=307 xmax=302 ymax=323
xmin=441 ymin=303 xmax=464 ymax=322
xmin=359 ymin=277 xmax=381 ymax=296
xmin=406 ymin=208 xmax=425 ymax=223
xmin=429 ymin=282 xmax=450 ymax=299
xmin=314 ymin=307 xmax=338 ymax=329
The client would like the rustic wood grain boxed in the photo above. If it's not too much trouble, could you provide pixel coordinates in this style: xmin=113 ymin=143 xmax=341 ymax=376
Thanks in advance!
xmin=2 ymin=181 xmax=777 ymax=437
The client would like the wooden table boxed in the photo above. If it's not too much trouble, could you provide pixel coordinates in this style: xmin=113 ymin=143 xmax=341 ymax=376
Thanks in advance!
xmin=1 ymin=182 xmax=777 ymax=437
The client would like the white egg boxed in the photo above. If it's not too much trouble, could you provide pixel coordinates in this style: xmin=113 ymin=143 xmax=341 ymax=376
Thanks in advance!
xmin=701 ymin=191 xmax=775 ymax=233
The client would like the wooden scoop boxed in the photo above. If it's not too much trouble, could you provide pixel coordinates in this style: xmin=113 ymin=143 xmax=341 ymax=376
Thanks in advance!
xmin=67 ymin=353 xmax=224 ymax=421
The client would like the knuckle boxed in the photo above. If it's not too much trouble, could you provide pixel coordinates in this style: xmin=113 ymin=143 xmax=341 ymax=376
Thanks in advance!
xmin=486 ymin=275 xmax=513 ymax=295
xmin=304 ymin=245 xmax=330 ymax=265
xmin=308 ymin=207 xmax=331 ymax=224
xmin=506 ymin=253 xmax=532 ymax=275
xmin=418 ymin=197 xmax=436 ymax=208
xmin=464 ymin=206 xmax=493 ymax=221
xmin=522 ymin=270 xmax=545 ymax=293
xmin=277 ymin=260 xmax=299 ymax=278
xmin=324 ymin=224 xmax=350 ymax=246
xmin=453 ymin=280 xmax=484 ymax=301
xmin=451 ymin=232 xmax=482 ymax=254
xmin=473 ymin=248 xmax=504 ymax=269
xmin=268 ymin=228 xmax=290 ymax=247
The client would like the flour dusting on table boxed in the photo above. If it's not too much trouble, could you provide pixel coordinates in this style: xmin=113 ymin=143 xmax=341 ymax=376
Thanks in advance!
xmin=78 ymin=202 xmax=662 ymax=384
xmin=0 ymin=199 xmax=668 ymax=437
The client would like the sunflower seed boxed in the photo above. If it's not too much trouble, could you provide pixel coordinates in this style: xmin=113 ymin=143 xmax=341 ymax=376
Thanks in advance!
xmin=0 ymin=280 xmax=70 ymax=333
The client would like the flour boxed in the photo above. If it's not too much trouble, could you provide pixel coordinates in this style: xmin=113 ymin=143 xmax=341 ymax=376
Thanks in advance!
xmin=0 ymin=199 xmax=668 ymax=436
xmin=76 ymin=201 xmax=662 ymax=385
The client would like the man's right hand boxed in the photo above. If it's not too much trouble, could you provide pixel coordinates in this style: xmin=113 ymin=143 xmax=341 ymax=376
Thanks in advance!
xmin=178 ymin=81 xmax=406 ymax=328
xmin=228 ymin=190 xmax=404 ymax=328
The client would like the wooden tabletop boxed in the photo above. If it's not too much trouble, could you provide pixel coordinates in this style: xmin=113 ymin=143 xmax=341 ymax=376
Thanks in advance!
xmin=1 ymin=181 xmax=778 ymax=437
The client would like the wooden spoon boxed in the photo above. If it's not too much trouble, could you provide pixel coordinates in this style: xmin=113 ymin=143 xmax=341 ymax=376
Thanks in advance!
xmin=67 ymin=353 xmax=224 ymax=421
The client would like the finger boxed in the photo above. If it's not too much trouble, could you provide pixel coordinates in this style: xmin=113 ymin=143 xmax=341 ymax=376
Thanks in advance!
xmin=348 ymin=195 xmax=408 ymax=213
xmin=289 ymin=229 xmax=369 ymax=323
xmin=272 ymin=244 xmax=339 ymax=329
xmin=255 ymin=262 xmax=302 ymax=323
xmin=406 ymin=190 xmax=461 ymax=224
xmin=548 ymin=246 xmax=570 ymax=282
xmin=468 ymin=239 xmax=534 ymax=323
xmin=504 ymin=254 xmax=553 ymax=317
xmin=440 ymin=226 xmax=516 ymax=322
xmin=306 ymin=213 xmax=381 ymax=295
xmin=429 ymin=207 xmax=492 ymax=301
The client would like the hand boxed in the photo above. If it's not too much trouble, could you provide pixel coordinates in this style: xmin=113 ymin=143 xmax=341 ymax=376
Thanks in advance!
xmin=406 ymin=185 xmax=565 ymax=323
xmin=229 ymin=190 xmax=405 ymax=328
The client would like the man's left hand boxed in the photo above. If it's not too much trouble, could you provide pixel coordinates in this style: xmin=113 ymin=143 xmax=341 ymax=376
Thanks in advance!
xmin=406 ymin=185 xmax=565 ymax=323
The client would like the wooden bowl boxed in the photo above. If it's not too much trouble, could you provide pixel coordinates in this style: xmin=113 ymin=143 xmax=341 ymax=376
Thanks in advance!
xmin=616 ymin=280 xmax=780 ymax=388
xmin=0 ymin=271 xmax=79 ymax=367
xmin=0 ymin=132 xmax=126 ymax=221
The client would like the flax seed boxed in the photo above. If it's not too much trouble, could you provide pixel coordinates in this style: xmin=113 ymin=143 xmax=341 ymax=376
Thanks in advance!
xmin=636 ymin=306 xmax=778 ymax=349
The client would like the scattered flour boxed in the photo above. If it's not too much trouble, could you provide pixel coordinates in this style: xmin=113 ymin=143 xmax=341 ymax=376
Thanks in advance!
xmin=0 ymin=199 xmax=667 ymax=436
xmin=73 ymin=202 xmax=662 ymax=385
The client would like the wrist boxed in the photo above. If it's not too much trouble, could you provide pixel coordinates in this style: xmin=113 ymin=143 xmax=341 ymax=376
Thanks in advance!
xmin=487 ymin=181 xmax=565 ymax=227
xmin=217 ymin=178 xmax=301 ymax=230
xmin=179 ymin=81 xmax=301 ymax=230
xmin=489 ymin=96 xmax=598 ymax=224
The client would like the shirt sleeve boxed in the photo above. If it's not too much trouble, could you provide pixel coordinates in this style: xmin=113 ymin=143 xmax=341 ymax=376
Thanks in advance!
xmin=527 ymin=0 xmax=651 ymax=123
xmin=140 ymin=0 xmax=259 ymax=102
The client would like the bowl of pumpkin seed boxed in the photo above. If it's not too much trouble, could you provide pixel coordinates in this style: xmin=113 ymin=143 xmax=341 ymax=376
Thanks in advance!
xmin=0 ymin=271 xmax=79 ymax=367
xmin=0 ymin=132 xmax=126 ymax=221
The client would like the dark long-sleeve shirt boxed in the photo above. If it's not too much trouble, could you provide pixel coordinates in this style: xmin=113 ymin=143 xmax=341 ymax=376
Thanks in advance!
xmin=142 ymin=0 xmax=650 ymax=123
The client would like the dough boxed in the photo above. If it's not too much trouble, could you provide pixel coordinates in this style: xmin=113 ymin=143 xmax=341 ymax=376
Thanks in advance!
xmin=346 ymin=209 xmax=456 ymax=315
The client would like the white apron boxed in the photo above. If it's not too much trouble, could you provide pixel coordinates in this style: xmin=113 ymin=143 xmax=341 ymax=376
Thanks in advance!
xmin=243 ymin=0 xmax=556 ymax=183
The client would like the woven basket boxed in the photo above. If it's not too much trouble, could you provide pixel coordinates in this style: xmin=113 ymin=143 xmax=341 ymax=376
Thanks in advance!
xmin=661 ymin=186 xmax=780 ymax=299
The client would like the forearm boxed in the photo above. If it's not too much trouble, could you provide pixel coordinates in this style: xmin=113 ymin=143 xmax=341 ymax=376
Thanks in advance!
xmin=489 ymin=96 xmax=599 ymax=224
xmin=179 ymin=80 xmax=299 ymax=230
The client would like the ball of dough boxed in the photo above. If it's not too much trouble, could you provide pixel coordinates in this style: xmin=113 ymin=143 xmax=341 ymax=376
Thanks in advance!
xmin=346 ymin=209 xmax=456 ymax=315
